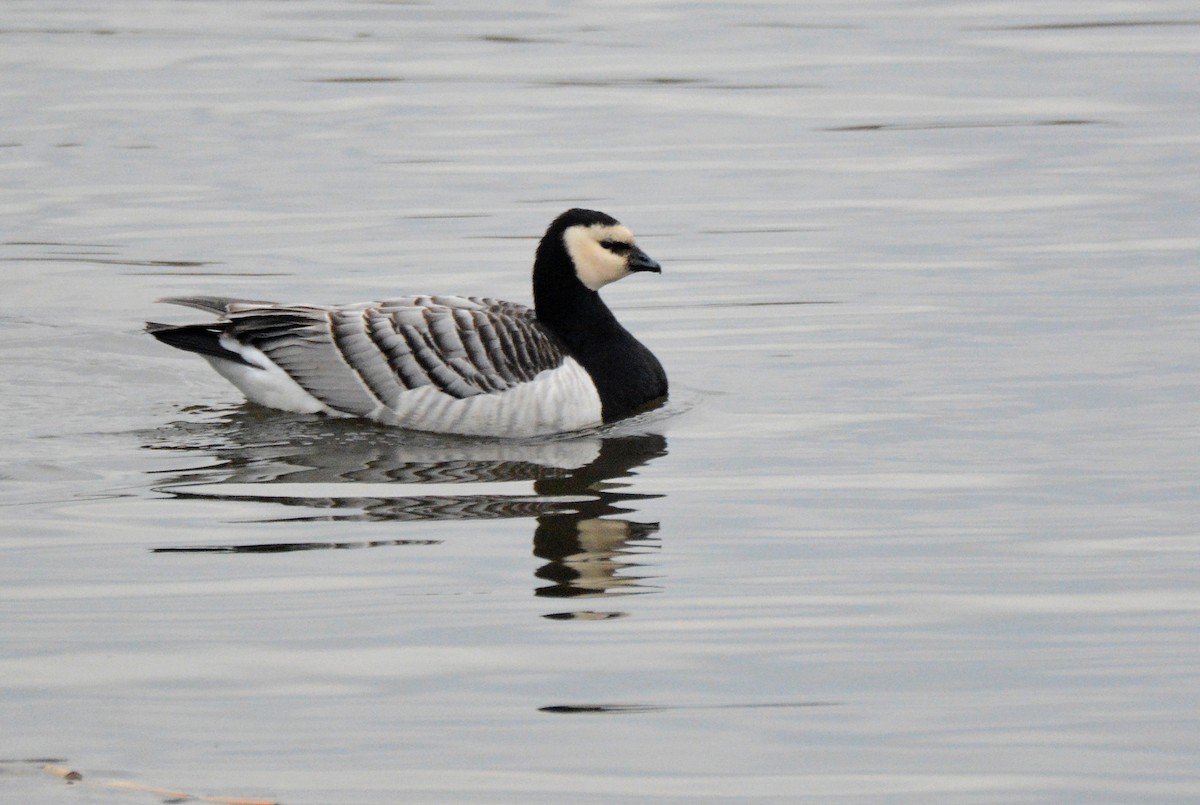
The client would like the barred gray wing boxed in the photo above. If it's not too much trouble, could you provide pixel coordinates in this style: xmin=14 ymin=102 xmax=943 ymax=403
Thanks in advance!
xmin=225 ymin=296 xmax=568 ymax=417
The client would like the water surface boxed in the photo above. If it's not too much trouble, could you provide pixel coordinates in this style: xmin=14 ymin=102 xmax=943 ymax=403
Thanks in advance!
xmin=2 ymin=2 xmax=1198 ymax=803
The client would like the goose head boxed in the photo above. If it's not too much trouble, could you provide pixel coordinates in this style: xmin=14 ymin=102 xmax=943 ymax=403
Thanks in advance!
xmin=535 ymin=209 xmax=661 ymax=299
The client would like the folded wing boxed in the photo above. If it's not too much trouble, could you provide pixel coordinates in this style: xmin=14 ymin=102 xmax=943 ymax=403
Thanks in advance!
xmin=217 ymin=296 xmax=568 ymax=417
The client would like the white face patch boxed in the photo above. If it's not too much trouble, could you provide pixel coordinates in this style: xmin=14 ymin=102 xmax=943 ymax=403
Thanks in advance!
xmin=563 ymin=223 xmax=638 ymax=291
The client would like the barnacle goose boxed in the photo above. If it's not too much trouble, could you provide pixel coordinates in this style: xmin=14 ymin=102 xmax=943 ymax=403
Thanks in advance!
xmin=146 ymin=208 xmax=668 ymax=437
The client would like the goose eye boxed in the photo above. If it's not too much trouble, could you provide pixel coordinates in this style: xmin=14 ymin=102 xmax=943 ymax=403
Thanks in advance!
xmin=601 ymin=239 xmax=632 ymax=254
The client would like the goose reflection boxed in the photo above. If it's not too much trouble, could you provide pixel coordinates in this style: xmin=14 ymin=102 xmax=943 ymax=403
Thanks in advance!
xmin=145 ymin=411 xmax=668 ymax=603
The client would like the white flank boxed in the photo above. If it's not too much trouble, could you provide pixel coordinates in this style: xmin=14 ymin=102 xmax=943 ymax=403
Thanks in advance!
xmin=375 ymin=357 xmax=603 ymax=437
xmin=208 ymin=339 xmax=603 ymax=438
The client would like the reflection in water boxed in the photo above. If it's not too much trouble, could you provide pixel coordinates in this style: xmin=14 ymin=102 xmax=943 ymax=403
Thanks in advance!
xmin=533 ymin=517 xmax=659 ymax=599
xmin=144 ymin=410 xmax=668 ymax=605
xmin=153 ymin=537 xmax=441 ymax=553
xmin=540 ymin=701 xmax=839 ymax=715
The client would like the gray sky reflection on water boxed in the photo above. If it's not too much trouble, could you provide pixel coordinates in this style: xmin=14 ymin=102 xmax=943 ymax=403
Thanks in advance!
xmin=1 ymin=1 xmax=1198 ymax=803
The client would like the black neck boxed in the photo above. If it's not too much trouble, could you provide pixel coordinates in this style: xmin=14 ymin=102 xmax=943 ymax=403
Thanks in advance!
xmin=534 ymin=264 xmax=618 ymax=345
xmin=531 ymin=236 xmax=667 ymax=422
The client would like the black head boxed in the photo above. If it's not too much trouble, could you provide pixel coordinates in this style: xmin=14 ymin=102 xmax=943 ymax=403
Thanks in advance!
xmin=535 ymin=209 xmax=661 ymax=296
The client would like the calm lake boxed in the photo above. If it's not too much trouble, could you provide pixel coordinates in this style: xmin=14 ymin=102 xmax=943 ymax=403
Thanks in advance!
xmin=2 ymin=1 xmax=1198 ymax=803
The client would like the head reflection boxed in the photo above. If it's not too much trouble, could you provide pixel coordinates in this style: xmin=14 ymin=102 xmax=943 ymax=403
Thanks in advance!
xmin=530 ymin=436 xmax=665 ymax=601
xmin=147 ymin=413 xmax=667 ymax=605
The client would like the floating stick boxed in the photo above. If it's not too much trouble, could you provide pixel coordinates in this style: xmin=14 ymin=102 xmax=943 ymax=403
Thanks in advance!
xmin=41 ymin=763 xmax=280 ymax=805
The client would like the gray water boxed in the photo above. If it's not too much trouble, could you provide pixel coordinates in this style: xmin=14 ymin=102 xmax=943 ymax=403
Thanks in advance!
xmin=2 ymin=2 xmax=1198 ymax=803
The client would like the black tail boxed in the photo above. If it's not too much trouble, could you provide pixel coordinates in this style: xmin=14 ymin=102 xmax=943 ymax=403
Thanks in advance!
xmin=145 ymin=321 xmax=259 ymax=368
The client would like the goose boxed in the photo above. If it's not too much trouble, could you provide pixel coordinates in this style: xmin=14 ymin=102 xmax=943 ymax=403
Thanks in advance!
xmin=146 ymin=208 xmax=668 ymax=437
